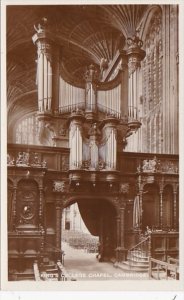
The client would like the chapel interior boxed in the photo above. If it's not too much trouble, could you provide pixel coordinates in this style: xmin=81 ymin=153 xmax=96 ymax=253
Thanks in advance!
xmin=7 ymin=4 xmax=179 ymax=281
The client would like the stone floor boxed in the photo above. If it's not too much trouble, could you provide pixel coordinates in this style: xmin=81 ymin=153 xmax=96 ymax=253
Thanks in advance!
xmin=62 ymin=242 xmax=149 ymax=281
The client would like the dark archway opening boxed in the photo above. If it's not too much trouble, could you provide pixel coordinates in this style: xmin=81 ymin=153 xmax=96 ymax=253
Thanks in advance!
xmin=63 ymin=198 xmax=117 ymax=263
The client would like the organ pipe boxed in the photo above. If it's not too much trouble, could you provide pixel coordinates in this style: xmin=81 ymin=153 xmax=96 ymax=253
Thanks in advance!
xmin=69 ymin=117 xmax=83 ymax=169
xmin=59 ymin=77 xmax=85 ymax=113
xmin=103 ymin=122 xmax=117 ymax=170
xmin=33 ymin=19 xmax=54 ymax=114
xmin=97 ymin=84 xmax=121 ymax=118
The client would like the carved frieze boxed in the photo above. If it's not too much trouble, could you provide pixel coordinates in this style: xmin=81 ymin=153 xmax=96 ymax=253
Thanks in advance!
xmin=137 ymin=156 xmax=178 ymax=174
xmin=7 ymin=152 xmax=47 ymax=168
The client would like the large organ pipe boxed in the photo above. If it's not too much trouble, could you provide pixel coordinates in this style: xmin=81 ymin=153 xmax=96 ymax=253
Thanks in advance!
xmin=76 ymin=126 xmax=78 ymax=167
xmin=79 ymin=127 xmax=82 ymax=165
xmin=103 ymin=120 xmax=118 ymax=170
xmin=38 ymin=52 xmax=43 ymax=111
xmin=114 ymin=130 xmax=117 ymax=168
xmin=43 ymin=54 xmax=48 ymax=110
xmin=110 ymin=131 xmax=113 ymax=169
xmin=69 ymin=116 xmax=83 ymax=169
xmin=48 ymin=59 xmax=52 ymax=110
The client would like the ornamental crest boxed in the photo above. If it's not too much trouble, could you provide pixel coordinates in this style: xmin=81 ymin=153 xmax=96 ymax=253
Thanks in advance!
xmin=53 ymin=181 xmax=65 ymax=193
xmin=119 ymin=183 xmax=129 ymax=194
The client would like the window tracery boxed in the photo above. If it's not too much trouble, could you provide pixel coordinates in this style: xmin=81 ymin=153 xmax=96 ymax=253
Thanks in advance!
xmin=141 ymin=10 xmax=163 ymax=153
xmin=15 ymin=114 xmax=40 ymax=145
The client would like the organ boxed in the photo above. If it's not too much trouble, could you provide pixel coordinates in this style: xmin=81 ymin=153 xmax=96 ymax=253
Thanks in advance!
xmin=7 ymin=5 xmax=179 ymax=280
xmin=32 ymin=19 xmax=145 ymax=173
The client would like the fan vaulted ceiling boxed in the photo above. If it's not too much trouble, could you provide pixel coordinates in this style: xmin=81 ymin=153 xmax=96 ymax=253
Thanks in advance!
xmin=7 ymin=5 xmax=148 ymax=125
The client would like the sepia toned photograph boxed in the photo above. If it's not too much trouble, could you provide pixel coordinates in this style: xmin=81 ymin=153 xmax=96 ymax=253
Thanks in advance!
xmin=2 ymin=1 xmax=183 ymax=291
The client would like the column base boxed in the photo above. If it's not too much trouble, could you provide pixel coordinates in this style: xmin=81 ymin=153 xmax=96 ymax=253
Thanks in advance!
xmin=115 ymin=247 xmax=127 ymax=262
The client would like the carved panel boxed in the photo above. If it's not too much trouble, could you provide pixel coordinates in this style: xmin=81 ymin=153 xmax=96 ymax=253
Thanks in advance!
xmin=16 ymin=180 xmax=39 ymax=227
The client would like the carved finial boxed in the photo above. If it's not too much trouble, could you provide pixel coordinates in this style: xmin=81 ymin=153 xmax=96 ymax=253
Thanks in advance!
xmin=127 ymin=32 xmax=143 ymax=49
xmin=126 ymin=32 xmax=145 ymax=75
xmin=34 ymin=17 xmax=48 ymax=33
xmin=84 ymin=64 xmax=99 ymax=82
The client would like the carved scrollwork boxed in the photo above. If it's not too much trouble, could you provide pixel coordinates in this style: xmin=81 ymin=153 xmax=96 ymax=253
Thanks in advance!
xmin=7 ymin=152 xmax=47 ymax=168
xmin=7 ymin=154 xmax=15 ymax=166
xmin=16 ymin=152 xmax=29 ymax=166
xmin=137 ymin=157 xmax=178 ymax=174
xmin=142 ymin=156 xmax=157 ymax=173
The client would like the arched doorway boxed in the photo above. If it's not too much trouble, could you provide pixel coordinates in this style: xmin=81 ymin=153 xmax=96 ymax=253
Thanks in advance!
xmin=142 ymin=183 xmax=159 ymax=231
xmin=63 ymin=197 xmax=117 ymax=262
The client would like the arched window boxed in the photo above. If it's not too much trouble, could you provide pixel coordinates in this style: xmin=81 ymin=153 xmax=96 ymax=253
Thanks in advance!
xmin=141 ymin=9 xmax=163 ymax=153
xmin=15 ymin=114 xmax=40 ymax=145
